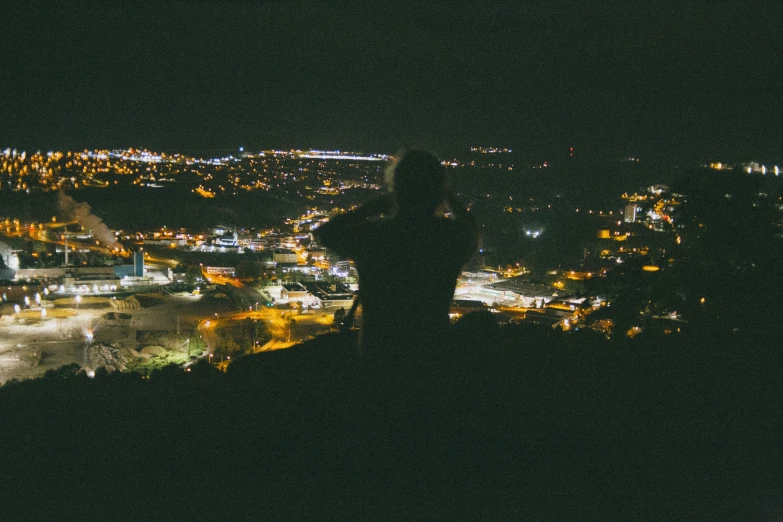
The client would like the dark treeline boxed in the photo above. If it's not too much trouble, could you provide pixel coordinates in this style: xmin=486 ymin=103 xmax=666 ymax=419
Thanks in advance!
xmin=1 ymin=319 xmax=781 ymax=520
xmin=0 ymin=186 xmax=305 ymax=231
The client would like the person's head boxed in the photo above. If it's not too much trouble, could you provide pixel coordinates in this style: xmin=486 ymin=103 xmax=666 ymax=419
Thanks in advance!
xmin=386 ymin=150 xmax=446 ymax=215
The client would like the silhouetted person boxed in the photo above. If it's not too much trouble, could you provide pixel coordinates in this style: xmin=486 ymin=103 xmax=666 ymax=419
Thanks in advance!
xmin=315 ymin=150 xmax=478 ymax=355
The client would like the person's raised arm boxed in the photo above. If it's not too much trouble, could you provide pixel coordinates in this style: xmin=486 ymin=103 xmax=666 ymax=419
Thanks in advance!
xmin=313 ymin=193 xmax=395 ymax=258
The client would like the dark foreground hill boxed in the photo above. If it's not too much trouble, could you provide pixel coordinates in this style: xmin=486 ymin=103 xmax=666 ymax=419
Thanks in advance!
xmin=1 ymin=319 xmax=781 ymax=520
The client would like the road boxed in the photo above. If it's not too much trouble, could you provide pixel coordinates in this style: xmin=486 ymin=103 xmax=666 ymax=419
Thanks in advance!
xmin=197 ymin=318 xmax=219 ymax=361
xmin=200 ymin=267 xmax=333 ymax=348
xmin=202 ymin=305 xmax=335 ymax=351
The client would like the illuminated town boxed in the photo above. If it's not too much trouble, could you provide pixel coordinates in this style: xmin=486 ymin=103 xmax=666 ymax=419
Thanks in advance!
xmin=2 ymin=2 xmax=782 ymax=518
xmin=2 ymin=145 xmax=780 ymax=382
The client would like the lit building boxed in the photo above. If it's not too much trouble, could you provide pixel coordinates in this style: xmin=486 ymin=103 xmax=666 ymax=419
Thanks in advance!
xmin=331 ymin=260 xmax=352 ymax=276
xmin=205 ymin=266 xmax=235 ymax=276
xmin=304 ymin=282 xmax=355 ymax=309
xmin=63 ymin=267 xmax=121 ymax=293
xmin=214 ymin=231 xmax=239 ymax=247
xmin=624 ymin=204 xmax=637 ymax=223
xmin=280 ymin=282 xmax=308 ymax=302
xmin=273 ymin=249 xmax=298 ymax=265
xmin=307 ymin=248 xmax=326 ymax=261
xmin=133 ymin=251 xmax=144 ymax=277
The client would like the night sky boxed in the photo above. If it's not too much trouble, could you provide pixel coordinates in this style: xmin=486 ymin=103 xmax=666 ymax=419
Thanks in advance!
xmin=2 ymin=1 xmax=781 ymax=161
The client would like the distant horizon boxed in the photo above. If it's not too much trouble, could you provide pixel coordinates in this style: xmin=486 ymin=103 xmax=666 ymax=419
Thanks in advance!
xmin=1 ymin=143 xmax=780 ymax=167
xmin=3 ymin=3 xmax=781 ymax=167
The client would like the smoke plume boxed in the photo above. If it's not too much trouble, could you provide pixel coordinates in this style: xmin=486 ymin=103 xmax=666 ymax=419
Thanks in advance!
xmin=57 ymin=192 xmax=118 ymax=248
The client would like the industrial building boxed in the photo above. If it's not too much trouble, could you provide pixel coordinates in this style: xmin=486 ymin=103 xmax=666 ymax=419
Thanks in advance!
xmin=206 ymin=266 xmax=235 ymax=276
xmin=304 ymin=282 xmax=355 ymax=309
xmin=454 ymin=276 xmax=568 ymax=309
xmin=280 ymin=282 xmax=308 ymax=302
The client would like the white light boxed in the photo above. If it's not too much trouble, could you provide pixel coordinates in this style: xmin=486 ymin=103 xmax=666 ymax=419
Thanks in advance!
xmin=14 ymin=304 xmax=21 ymax=313
xmin=762 ymin=166 xmax=767 ymax=175
xmin=775 ymin=166 xmax=780 ymax=176
xmin=299 ymin=153 xmax=386 ymax=162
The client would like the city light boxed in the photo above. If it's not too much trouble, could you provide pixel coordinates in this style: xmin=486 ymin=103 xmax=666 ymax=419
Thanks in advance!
xmin=0 ymin=141 xmax=777 ymax=379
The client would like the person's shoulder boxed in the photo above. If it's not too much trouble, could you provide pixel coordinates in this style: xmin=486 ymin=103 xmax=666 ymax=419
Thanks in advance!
xmin=353 ymin=218 xmax=396 ymax=245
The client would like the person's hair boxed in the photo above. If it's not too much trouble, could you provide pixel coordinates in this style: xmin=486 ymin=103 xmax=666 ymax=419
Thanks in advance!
xmin=385 ymin=149 xmax=446 ymax=214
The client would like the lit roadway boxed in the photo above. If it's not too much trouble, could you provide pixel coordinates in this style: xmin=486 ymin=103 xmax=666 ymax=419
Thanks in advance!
xmin=139 ymin=251 xmax=178 ymax=268
xmin=197 ymin=305 xmax=334 ymax=354
xmin=201 ymin=271 xmax=242 ymax=288
xmin=197 ymin=318 xmax=220 ymax=362
xmin=3 ymin=221 xmax=183 ymax=270
xmin=6 ymin=223 xmax=183 ymax=274
xmin=201 ymin=268 xmax=336 ymax=349
xmin=3 ymin=220 xmax=131 ymax=259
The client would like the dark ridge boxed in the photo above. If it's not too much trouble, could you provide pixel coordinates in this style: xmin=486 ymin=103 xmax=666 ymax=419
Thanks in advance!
xmin=1 ymin=320 xmax=781 ymax=520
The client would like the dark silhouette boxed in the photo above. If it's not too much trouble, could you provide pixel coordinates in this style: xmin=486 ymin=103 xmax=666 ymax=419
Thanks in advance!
xmin=315 ymin=150 xmax=478 ymax=354
xmin=2 ymin=321 xmax=781 ymax=520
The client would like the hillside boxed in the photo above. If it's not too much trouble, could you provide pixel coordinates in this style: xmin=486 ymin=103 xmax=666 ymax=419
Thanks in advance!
xmin=1 ymin=320 xmax=781 ymax=520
